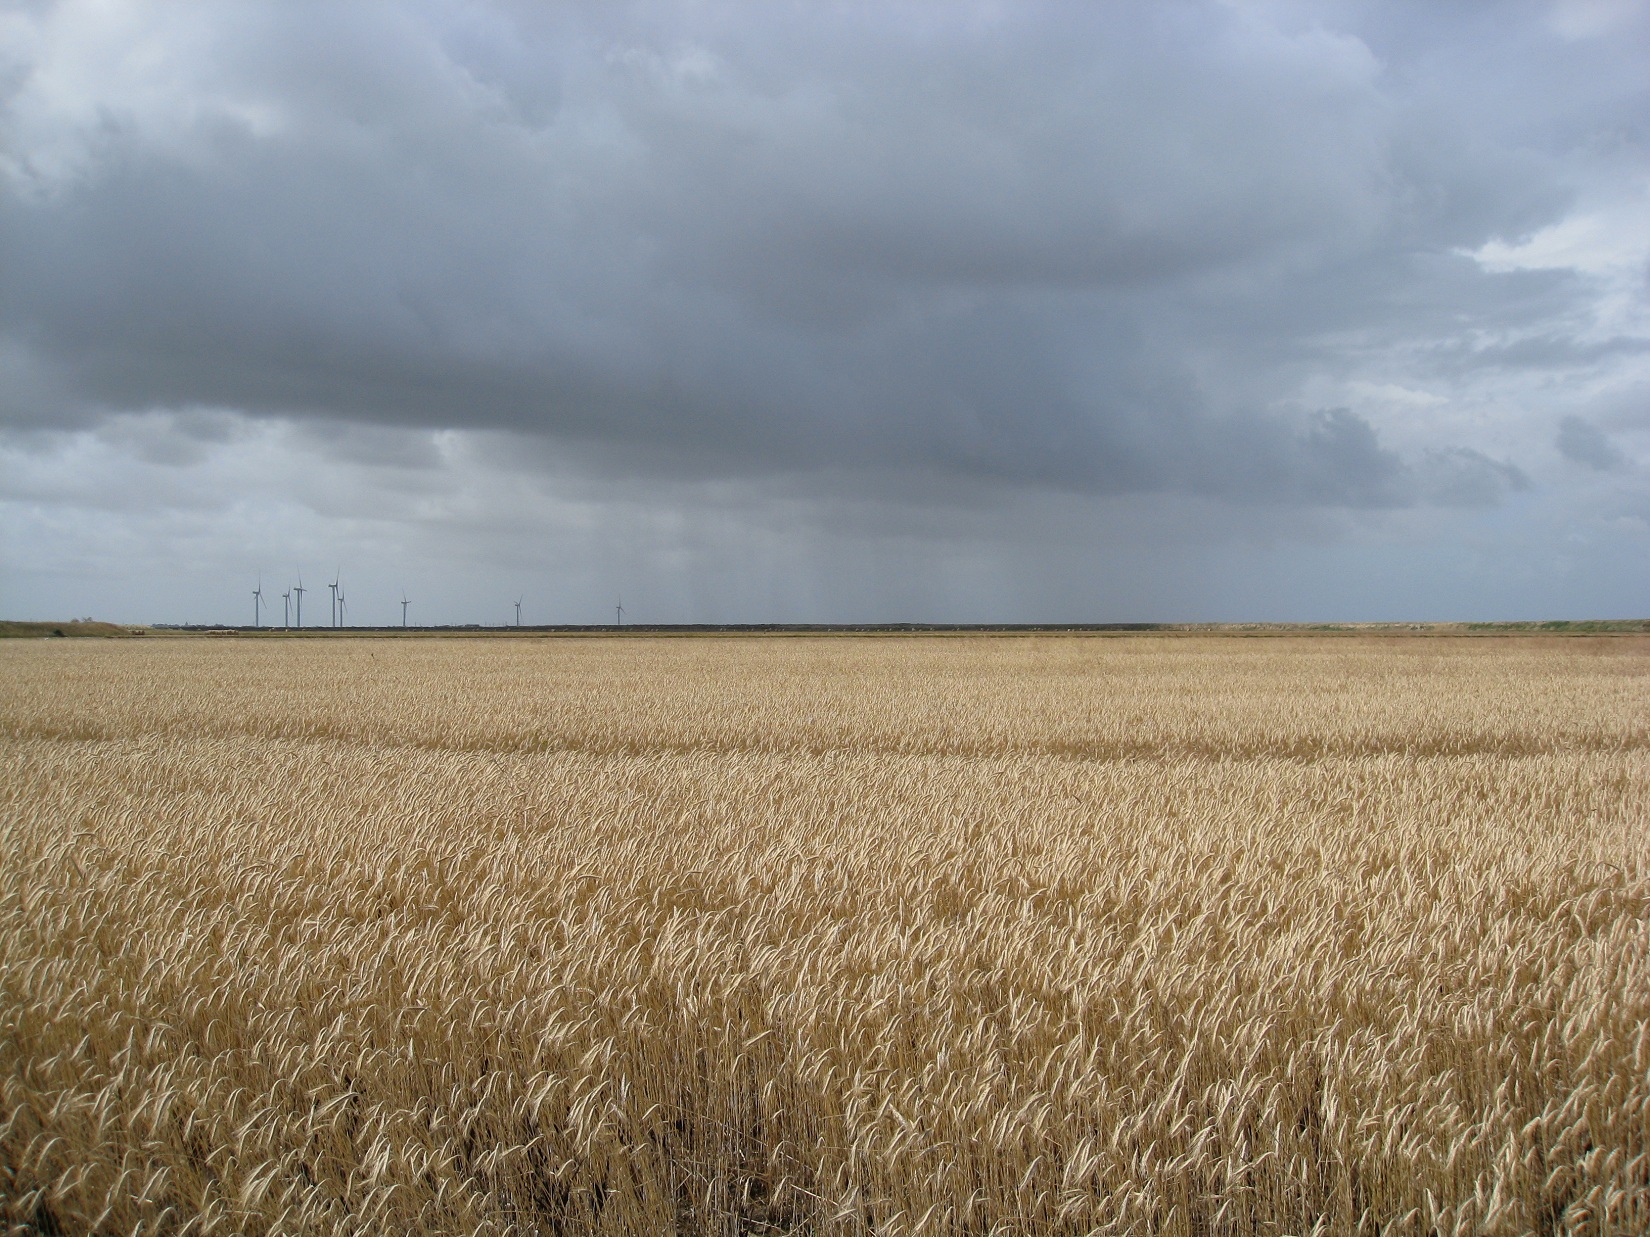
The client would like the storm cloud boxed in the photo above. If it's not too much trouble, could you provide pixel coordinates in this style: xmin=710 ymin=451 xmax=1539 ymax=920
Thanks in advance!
xmin=1 ymin=1 xmax=1647 ymax=622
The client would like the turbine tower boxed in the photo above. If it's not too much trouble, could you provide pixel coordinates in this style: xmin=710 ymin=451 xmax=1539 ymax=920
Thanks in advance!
xmin=337 ymin=590 xmax=346 ymax=628
xmin=282 ymin=587 xmax=291 ymax=628
xmin=293 ymin=577 xmax=306 ymax=629
xmin=329 ymin=571 xmax=340 ymax=629
xmin=252 ymin=577 xmax=264 ymax=629
xmin=514 ymin=596 xmax=523 ymax=627
xmin=615 ymin=597 xmax=624 ymax=627
xmin=401 ymin=594 xmax=410 ymax=628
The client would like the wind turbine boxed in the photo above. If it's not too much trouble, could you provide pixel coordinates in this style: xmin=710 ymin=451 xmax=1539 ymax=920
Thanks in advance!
xmin=329 ymin=571 xmax=340 ymax=629
xmin=282 ymin=587 xmax=291 ymax=628
xmin=514 ymin=596 xmax=523 ymax=627
xmin=615 ymin=596 xmax=624 ymax=627
xmin=401 ymin=593 xmax=410 ymax=628
xmin=252 ymin=577 xmax=264 ymax=628
xmin=337 ymin=590 xmax=346 ymax=628
xmin=293 ymin=577 xmax=306 ymax=629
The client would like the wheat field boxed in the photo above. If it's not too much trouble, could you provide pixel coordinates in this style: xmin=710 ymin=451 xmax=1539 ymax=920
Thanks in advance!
xmin=1 ymin=634 xmax=1646 ymax=1235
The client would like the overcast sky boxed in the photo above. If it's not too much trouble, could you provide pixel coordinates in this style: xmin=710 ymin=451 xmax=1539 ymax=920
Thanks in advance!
xmin=2 ymin=0 xmax=1647 ymax=624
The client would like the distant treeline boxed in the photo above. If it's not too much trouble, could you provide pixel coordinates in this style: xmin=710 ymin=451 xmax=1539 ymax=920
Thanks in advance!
xmin=15 ymin=617 xmax=1640 ymax=637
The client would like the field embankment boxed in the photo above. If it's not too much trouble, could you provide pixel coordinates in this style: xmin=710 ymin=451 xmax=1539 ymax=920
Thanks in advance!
xmin=0 ymin=620 xmax=144 ymax=638
xmin=2 ymin=636 xmax=1646 ymax=1234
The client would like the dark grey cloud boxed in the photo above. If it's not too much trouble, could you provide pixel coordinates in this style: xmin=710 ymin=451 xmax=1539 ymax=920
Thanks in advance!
xmin=6 ymin=0 xmax=1644 ymax=505
xmin=1414 ymin=447 xmax=1533 ymax=506
xmin=1557 ymin=414 xmax=1626 ymax=469
xmin=2 ymin=1 xmax=1647 ymax=622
